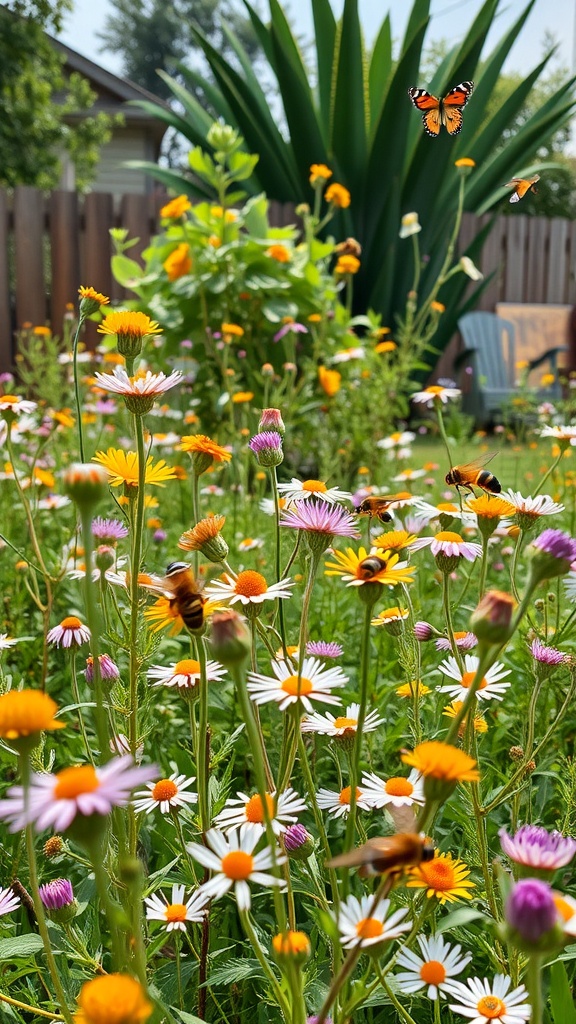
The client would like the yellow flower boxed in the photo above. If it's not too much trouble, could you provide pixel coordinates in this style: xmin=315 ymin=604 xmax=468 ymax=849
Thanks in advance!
xmin=232 ymin=391 xmax=254 ymax=404
xmin=372 ymin=529 xmax=417 ymax=553
xmin=179 ymin=514 xmax=226 ymax=550
xmin=396 ymin=680 xmax=430 ymax=699
xmin=375 ymin=340 xmax=397 ymax=353
xmin=455 ymin=157 xmax=476 ymax=168
xmin=180 ymin=434 xmax=232 ymax=462
xmin=92 ymin=448 xmax=177 ymax=488
xmin=443 ymin=700 xmax=488 ymax=734
xmin=0 ymin=690 xmax=64 ymax=740
xmin=33 ymin=326 xmax=51 ymax=336
xmin=324 ymin=546 xmax=417 ymax=587
xmin=52 ymin=409 xmax=75 ymax=428
xmin=221 ymin=323 xmax=244 ymax=340
xmin=307 ymin=313 xmax=322 ymax=323
xmin=541 ymin=373 xmax=555 ymax=387
xmin=163 ymin=243 xmax=192 ymax=281
xmin=309 ymin=163 xmax=333 ymax=185
xmin=144 ymin=595 xmax=220 ymax=636
xmin=335 ymin=255 xmax=360 ymax=275
xmin=430 ymin=301 xmax=445 ymax=313
xmin=210 ymin=205 xmax=238 ymax=223
xmin=371 ymin=606 xmax=409 ymax=627
xmin=78 ymin=286 xmax=110 ymax=306
xmin=465 ymin=495 xmax=515 ymax=519
xmin=160 ymin=195 xmax=192 ymax=219
xmin=266 ymin=244 xmax=291 ymax=262
xmin=516 ymin=359 xmax=530 ymax=370
xmin=272 ymin=930 xmax=311 ymax=959
xmin=97 ymin=311 xmax=162 ymax=341
xmin=325 ymin=183 xmax=351 ymax=208
xmin=318 ymin=365 xmax=341 ymax=397
xmin=75 ymin=973 xmax=152 ymax=1024
xmin=407 ymin=851 xmax=475 ymax=904
xmin=401 ymin=741 xmax=479 ymax=783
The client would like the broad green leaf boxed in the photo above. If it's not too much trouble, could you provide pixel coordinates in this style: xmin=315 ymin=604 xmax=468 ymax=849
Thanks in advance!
xmin=549 ymin=962 xmax=576 ymax=1023
xmin=330 ymin=0 xmax=368 ymax=192
xmin=0 ymin=935 xmax=44 ymax=960
xmin=110 ymin=255 xmax=144 ymax=288
xmin=312 ymin=0 xmax=337 ymax=129
xmin=368 ymin=14 xmax=392 ymax=129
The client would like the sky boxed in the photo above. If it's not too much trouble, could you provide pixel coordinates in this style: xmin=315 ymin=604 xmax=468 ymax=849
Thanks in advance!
xmin=59 ymin=0 xmax=576 ymax=80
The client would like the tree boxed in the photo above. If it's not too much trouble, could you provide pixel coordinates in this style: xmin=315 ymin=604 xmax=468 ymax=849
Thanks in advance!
xmin=0 ymin=0 xmax=116 ymax=190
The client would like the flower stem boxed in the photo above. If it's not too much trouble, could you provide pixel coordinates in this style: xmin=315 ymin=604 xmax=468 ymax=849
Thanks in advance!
xmin=69 ymin=654 xmax=95 ymax=766
xmin=0 ymin=990 xmax=64 ymax=1020
xmin=80 ymin=508 xmax=110 ymax=758
xmin=191 ymin=469 xmax=201 ymax=578
xmin=442 ymin=573 xmax=464 ymax=671
xmin=344 ymin=601 xmax=373 ymax=855
xmin=195 ymin=635 xmax=211 ymax=834
xmin=526 ymin=954 xmax=543 ymax=1024
xmin=270 ymin=466 xmax=288 ymax=659
xmin=128 ymin=412 xmax=147 ymax=852
xmin=72 ymin=315 xmax=86 ymax=462
xmin=238 ymin=910 xmax=291 ymax=1020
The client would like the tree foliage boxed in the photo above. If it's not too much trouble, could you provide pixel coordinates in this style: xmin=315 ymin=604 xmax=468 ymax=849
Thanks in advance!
xmin=0 ymin=0 xmax=117 ymax=190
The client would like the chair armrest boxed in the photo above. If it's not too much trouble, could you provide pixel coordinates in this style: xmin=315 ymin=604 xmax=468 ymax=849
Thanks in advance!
xmin=528 ymin=346 xmax=568 ymax=371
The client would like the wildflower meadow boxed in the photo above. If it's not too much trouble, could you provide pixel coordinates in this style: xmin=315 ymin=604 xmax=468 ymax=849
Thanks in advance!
xmin=2 ymin=54 xmax=576 ymax=1024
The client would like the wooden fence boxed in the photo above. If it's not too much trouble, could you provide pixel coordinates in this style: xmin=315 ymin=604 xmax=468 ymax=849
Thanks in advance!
xmin=0 ymin=186 xmax=574 ymax=371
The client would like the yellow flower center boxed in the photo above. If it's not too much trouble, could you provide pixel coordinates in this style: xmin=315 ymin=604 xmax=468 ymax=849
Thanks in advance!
xmin=152 ymin=779 xmax=179 ymax=802
xmin=461 ymin=671 xmax=488 ymax=690
xmin=426 ymin=386 xmax=445 ymax=394
xmin=476 ymin=996 xmax=506 ymax=1018
xmin=235 ymin=570 xmax=268 ymax=597
xmin=553 ymin=895 xmax=575 ymax=922
xmin=302 ymin=479 xmax=327 ymax=492
xmin=272 ymin=930 xmax=310 ymax=955
xmin=61 ymin=616 xmax=83 ymax=629
xmin=419 ymin=960 xmax=446 ymax=985
xmin=437 ymin=502 xmax=459 ymax=513
xmin=384 ymin=777 xmax=414 ymax=797
xmin=333 ymin=717 xmax=357 ymax=729
xmin=390 ymin=432 xmax=402 ymax=442
xmin=0 ymin=690 xmax=63 ymax=739
xmin=221 ymin=850 xmax=254 ymax=880
xmin=356 ymin=917 xmax=383 ymax=939
xmin=54 ymin=765 xmax=99 ymax=800
xmin=435 ymin=532 xmax=463 ymax=543
xmin=419 ymin=859 xmax=456 ymax=891
xmin=281 ymin=675 xmax=313 ymax=696
xmin=164 ymin=903 xmax=187 ymax=923
xmin=174 ymin=659 xmax=201 ymax=675
xmin=244 ymin=793 xmax=275 ymax=823
xmin=338 ymin=786 xmax=360 ymax=805
xmin=1 ymin=395 xmax=18 ymax=404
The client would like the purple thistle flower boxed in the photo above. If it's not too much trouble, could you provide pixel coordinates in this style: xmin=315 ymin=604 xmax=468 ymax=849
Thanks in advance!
xmin=500 ymin=824 xmax=576 ymax=871
xmin=414 ymin=621 xmax=434 ymax=641
xmin=259 ymin=408 xmax=285 ymax=435
xmin=95 ymin=399 xmax=118 ymax=414
xmin=85 ymin=654 xmax=120 ymax=683
xmin=153 ymin=529 xmax=167 ymax=544
xmin=505 ymin=878 xmax=558 ymax=944
xmin=305 ymin=640 xmax=344 ymax=659
xmin=248 ymin=431 xmax=283 ymax=455
xmin=531 ymin=528 xmax=576 ymax=561
xmin=273 ymin=322 xmax=308 ymax=342
xmin=91 ymin=517 xmax=129 ymax=542
xmin=280 ymin=499 xmax=360 ymax=539
xmin=530 ymin=639 xmax=566 ymax=665
xmin=39 ymin=878 xmax=74 ymax=911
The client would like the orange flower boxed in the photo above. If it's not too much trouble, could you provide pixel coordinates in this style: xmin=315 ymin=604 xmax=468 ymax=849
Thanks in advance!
xmin=335 ymin=255 xmax=360 ymax=275
xmin=221 ymin=323 xmax=244 ymax=341
xmin=0 ymin=690 xmax=64 ymax=740
xmin=163 ymin=243 xmax=192 ymax=281
xmin=97 ymin=312 xmax=162 ymax=341
xmin=160 ymin=195 xmax=191 ymax=219
xmin=318 ymin=365 xmax=341 ymax=397
xmin=266 ymin=244 xmax=291 ymax=262
xmin=325 ymin=183 xmax=351 ymax=208
xmin=78 ymin=286 xmax=110 ymax=306
xmin=401 ymin=741 xmax=479 ymax=783
xmin=375 ymin=340 xmax=397 ymax=353
xmin=309 ymin=163 xmax=333 ymax=185
xmin=232 ymin=392 xmax=253 ymax=404
xmin=76 ymin=973 xmax=152 ymax=1024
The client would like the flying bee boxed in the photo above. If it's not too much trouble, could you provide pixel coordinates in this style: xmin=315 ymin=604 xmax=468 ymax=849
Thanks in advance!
xmin=328 ymin=832 xmax=434 ymax=878
xmin=162 ymin=562 xmax=205 ymax=632
xmin=445 ymin=453 xmax=501 ymax=497
xmin=355 ymin=493 xmax=412 ymax=524
xmin=358 ymin=554 xmax=389 ymax=580
xmin=503 ymin=174 xmax=540 ymax=204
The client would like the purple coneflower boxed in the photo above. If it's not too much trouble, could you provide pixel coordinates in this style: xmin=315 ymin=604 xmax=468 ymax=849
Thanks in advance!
xmin=305 ymin=640 xmax=343 ymax=659
xmin=529 ymin=528 xmax=576 ymax=581
xmin=85 ymin=654 xmax=120 ymax=683
xmin=91 ymin=517 xmax=129 ymax=542
xmin=499 ymin=824 xmax=576 ymax=872
xmin=530 ymin=639 xmax=566 ymax=677
xmin=280 ymin=499 xmax=360 ymax=547
xmin=39 ymin=877 xmax=75 ymax=911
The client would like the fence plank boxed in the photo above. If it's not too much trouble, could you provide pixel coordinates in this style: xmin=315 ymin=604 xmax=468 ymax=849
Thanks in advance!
xmin=546 ymin=218 xmax=570 ymax=304
xmin=0 ymin=192 xmax=11 ymax=369
xmin=503 ymin=215 xmax=528 ymax=302
xmin=479 ymin=215 xmax=505 ymax=310
xmin=83 ymin=193 xmax=115 ymax=346
xmin=50 ymin=191 xmax=81 ymax=335
xmin=13 ymin=186 xmax=46 ymax=328
xmin=119 ymin=193 xmax=151 ymax=268
xmin=525 ymin=217 xmax=549 ymax=303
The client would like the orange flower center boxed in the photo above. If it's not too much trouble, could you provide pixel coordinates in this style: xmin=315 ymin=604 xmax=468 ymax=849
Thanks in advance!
xmin=338 ymin=786 xmax=360 ymax=805
xmin=221 ymin=850 xmax=254 ymax=880
xmin=281 ymin=675 xmax=313 ymax=696
xmin=384 ymin=777 xmax=414 ymax=796
xmin=1 ymin=395 xmax=18 ymax=404
xmin=165 ymin=903 xmax=187 ymax=923
xmin=302 ymin=480 xmax=327 ymax=493
xmin=476 ymin=996 xmax=506 ymax=1018
xmin=419 ymin=859 xmax=456 ymax=890
xmin=426 ymin=386 xmax=445 ymax=394
xmin=461 ymin=671 xmax=488 ymax=690
xmin=435 ymin=531 xmax=463 ymax=543
xmin=244 ymin=793 xmax=275 ymax=823
xmin=356 ymin=917 xmax=383 ymax=939
xmin=61 ymin=616 xmax=83 ymax=629
xmin=152 ymin=779 xmax=179 ymax=802
xmin=54 ymin=765 xmax=99 ymax=800
xmin=333 ymin=716 xmax=357 ymax=729
xmin=235 ymin=570 xmax=268 ymax=597
xmin=437 ymin=502 xmax=459 ymax=512
xmin=419 ymin=960 xmax=446 ymax=985
xmin=554 ymin=895 xmax=575 ymax=922
xmin=174 ymin=659 xmax=201 ymax=675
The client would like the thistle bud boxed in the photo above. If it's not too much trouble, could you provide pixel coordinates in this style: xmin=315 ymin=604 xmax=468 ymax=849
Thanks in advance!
xmin=43 ymin=836 xmax=64 ymax=858
xmin=469 ymin=590 xmax=517 ymax=645
xmin=39 ymin=878 xmax=78 ymax=924
xmin=64 ymin=464 xmax=109 ymax=511
xmin=95 ymin=545 xmax=115 ymax=571
xmin=248 ymin=431 xmax=284 ymax=467
xmin=210 ymin=610 xmax=251 ymax=667
xmin=504 ymin=878 xmax=563 ymax=951
xmin=258 ymin=408 xmax=285 ymax=436
xmin=282 ymin=823 xmax=315 ymax=861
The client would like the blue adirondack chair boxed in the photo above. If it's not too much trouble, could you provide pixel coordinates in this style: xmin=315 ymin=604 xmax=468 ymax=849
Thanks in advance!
xmin=456 ymin=311 xmax=566 ymax=422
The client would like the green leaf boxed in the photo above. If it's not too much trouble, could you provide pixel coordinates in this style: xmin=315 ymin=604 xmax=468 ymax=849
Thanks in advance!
xmin=0 ymin=935 xmax=44 ymax=960
xmin=368 ymin=14 xmax=392 ymax=129
xmin=174 ymin=1012 xmax=205 ymax=1024
xmin=330 ymin=0 xmax=368 ymax=192
xmin=204 ymin=957 xmax=265 ymax=987
xmin=228 ymin=151 xmax=260 ymax=181
xmin=311 ymin=0 xmax=337 ymax=129
xmin=436 ymin=907 xmax=488 ymax=931
xmin=110 ymin=254 xmax=144 ymax=288
xmin=549 ymin=962 xmax=576 ymax=1023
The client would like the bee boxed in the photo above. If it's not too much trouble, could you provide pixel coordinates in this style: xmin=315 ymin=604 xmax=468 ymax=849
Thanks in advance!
xmin=355 ymin=493 xmax=410 ymax=524
xmin=445 ymin=453 xmax=501 ymax=496
xmin=358 ymin=555 xmax=388 ymax=580
xmin=328 ymin=833 xmax=434 ymax=878
xmin=503 ymin=174 xmax=540 ymax=204
xmin=161 ymin=562 xmax=206 ymax=632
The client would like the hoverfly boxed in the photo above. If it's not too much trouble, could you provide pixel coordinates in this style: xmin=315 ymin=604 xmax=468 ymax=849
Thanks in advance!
xmin=328 ymin=832 xmax=434 ymax=878
xmin=143 ymin=561 xmax=206 ymax=632
xmin=445 ymin=453 xmax=501 ymax=497
xmin=355 ymin=492 xmax=413 ymax=524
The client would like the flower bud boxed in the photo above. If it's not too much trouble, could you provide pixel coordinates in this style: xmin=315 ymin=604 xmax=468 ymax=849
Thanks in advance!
xmin=210 ymin=610 xmax=251 ymax=667
xmin=509 ymin=745 xmax=524 ymax=762
xmin=95 ymin=545 xmax=115 ymax=571
xmin=272 ymin=930 xmax=311 ymax=965
xmin=43 ymin=836 xmax=64 ymax=858
xmin=528 ymin=529 xmax=576 ymax=585
xmin=414 ymin=621 xmax=435 ymax=641
xmin=248 ymin=431 xmax=284 ymax=467
xmin=64 ymin=464 xmax=109 ymax=510
xmin=505 ymin=878 xmax=562 ymax=951
xmin=469 ymin=590 xmax=517 ymax=645
xmin=282 ymin=824 xmax=315 ymax=861
xmin=85 ymin=654 xmax=120 ymax=684
xmin=39 ymin=878 xmax=78 ymax=924
xmin=258 ymin=408 xmax=285 ymax=436
xmin=206 ymin=122 xmax=239 ymax=154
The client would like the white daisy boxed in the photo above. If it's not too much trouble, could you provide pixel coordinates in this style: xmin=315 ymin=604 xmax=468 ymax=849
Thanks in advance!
xmin=332 ymin=346 xmax=365 ymax=364
xmin=144 ymin=883 xmax=207 ymax=932
xmin=360 ymin=768 xmax=424 ymax=809
xmin=438 ymin=654 xmax=511 ymax=702
xmin=338 ymin=894 xmax=411 ymax=948
xmin=502 ymin=490 xmax=564 ymax=519
xmin=36 ymin=495 xmax=71 ymax=511
xmin=395 ymin=933 xmax=471 ymax=1000
xmin=259 ymin=496 xmax=290 ymax=516
xmin=133 ymin=773 xmax=197 ymax=815
xmin=316 ymin=784 xmax=372 ymax=819
xmin=412 ymin=532 xmax=483 ymax=562
xmin=247 ymin=657 xmax=347 ymax=712
xmin=238 ymin=537 xmax=264 ymax=551
xmin=187 ymin=825 xmax=286 ymax=911
xmin=413 ymin=499 xmax=476 ymax=526
xmin=214 ymin=788 xmax=306 ymax=836
xmin=204 ymin=570 xmax=294 ymax=606
xmin=276 ymin=477 xmax=351 ymax=506
xmin=391 ymin=468 xmax=426 ymax=482
xmin=147 ymin=657 xmax=227 ymax=692
xmin=448 ymin=975 xmax=530 ymax=1024
xmin=0 ymin=634 xmax=23 ymax=650
xmin=0 ymin=395 xmax=38 ymax=415
xmin=411 ymin=385 xmax=461 ymax=406
xmin=541 ymin=425 xmax=576 ymax=442
xmin=200 ymin=484 xmax=225 ymax=497
xmin=376 ymin=431 xmax=416 ymax=450
xmin=301 ymin=703 xmax=384 ymax=737
xmin=93 ymin=366 xmax=182 ymax=397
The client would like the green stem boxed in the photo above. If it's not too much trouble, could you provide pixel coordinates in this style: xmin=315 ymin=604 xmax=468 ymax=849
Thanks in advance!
xmin=297 ymin=731 xmax=340 ymax=912
xmin=270 ymin=467 xmax=288 ymax=659
xmin=191 ymin=469 xmax=201 ymax=578
xmin=478 ymin=532 xmax=489 ymax=600
xmin=442 ymin=573 xmax=464 ymax=671
xmin=69 ymin=655 xmax=95 ymax=766
xmin=376 ymin=968 xmax=419 ymax=1024
xmin=175 ymin=932 xmax=184 ymax=1010
xmin=80 ymin=508 xmax=109 ymax=757
xmin=72 ymin=315 xmax=86 ymax=462
xmin=533 ymin=448 xmax=563 ymax=498
xmin=238 ymin=910 xmax=291 ymax=1020
xmin=128 ymin=412 xmax=147 ymax=853
xmin=195 ymin=636 xmax=210 ymax=833
xmin=85 ymin=834 xmax=126 ymax=970
xmin=344 ymin=601 xmax=373 ymax=855
xmin=526 ymin=955 xmax=543 ymax=1024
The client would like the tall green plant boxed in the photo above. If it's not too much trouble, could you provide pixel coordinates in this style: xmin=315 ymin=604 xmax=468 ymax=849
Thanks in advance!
xmin=129 ymin=0 xmax=576 ymax=359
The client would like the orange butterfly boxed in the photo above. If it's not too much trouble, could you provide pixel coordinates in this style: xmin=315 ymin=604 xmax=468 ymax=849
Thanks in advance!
xmin=408 ymin=81 xmax=474 ymax=137
xmin=504 ymin=175 xmax=540 ymax=204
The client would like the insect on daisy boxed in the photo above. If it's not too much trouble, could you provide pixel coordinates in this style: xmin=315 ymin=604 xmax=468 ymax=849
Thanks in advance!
xmin=247 ymin=657 xmax=347 ymax=712
xmin=144 ymin=883 xmax=207 ymax=931
xmin=147 ymin=657 xmax=227 ymax=692
xmin=301 ymin=702 xmax=384 ymax=738
xmin=360 ymin=768 xmax=424 ymax=810
xmin=437 ymin=653 xmax=511 ymax=702
xmin=395 ymin=933 xmax=472 ymax=1000
xmin=133 ymin=773 xmax=197 ymax=815
xmin=337 ymin=894 xmax=411 ymax=948
xmin=324 ymin=546 xmax=416 ymax=587
xmin=46 ymin=616 xmax=90 ymax=648
xmin=204 ymin=570 xmax=294 ymax=607
xmin=448 ymin=975 xmax=530 ymax=1024
xmin=214 ymin=788 xmax=307 ymax=836
xmin=316 ymin=785 xmax=372 ymax=819
xmin=187 ymin=824 xmax=286 ymax=911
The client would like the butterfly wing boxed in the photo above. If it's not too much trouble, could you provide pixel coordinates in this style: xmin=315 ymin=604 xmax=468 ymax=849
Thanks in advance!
xmin=440 ymin=81 xmax=474 ymax=136
xmin=408 ymin=88 xmax=441 ymax=137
